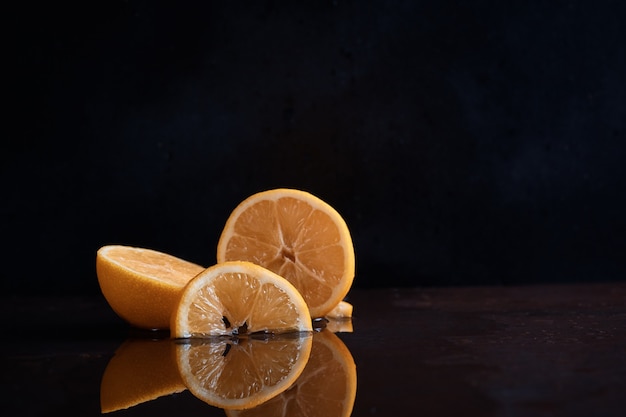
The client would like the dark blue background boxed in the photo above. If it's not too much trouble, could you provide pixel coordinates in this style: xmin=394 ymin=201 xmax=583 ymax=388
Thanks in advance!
xmin=4 ymin=0 xmax=625 ymax=295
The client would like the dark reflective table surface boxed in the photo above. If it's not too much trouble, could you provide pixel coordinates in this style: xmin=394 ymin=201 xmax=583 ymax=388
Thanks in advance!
xmin=3 ymin=282 xmax=626 ymax=417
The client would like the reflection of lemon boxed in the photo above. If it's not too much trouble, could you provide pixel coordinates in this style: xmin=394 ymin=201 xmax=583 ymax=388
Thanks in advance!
xmin=175 ymin=335 xmax=313 ymax=410
xmin=217 ymin=189 xmax=356 ymax=318
xmin=325 ymin=301 xmax=354 ymax=333
xmin=171 ymin=261 xmax=312 ymax=338
xmin=96 ymin=245 xmax=205 ymax=329
xmin=100 ymin=339 xmax=186 ymax=413
xmin=226 ymin=330 xmax=357 ymax=417
xmin=326 ymin=317 xmax=354 ymax=333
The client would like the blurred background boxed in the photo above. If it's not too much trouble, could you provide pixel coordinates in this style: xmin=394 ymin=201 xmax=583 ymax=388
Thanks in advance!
xmin=4 ymin=0 xmax=625 ymax=296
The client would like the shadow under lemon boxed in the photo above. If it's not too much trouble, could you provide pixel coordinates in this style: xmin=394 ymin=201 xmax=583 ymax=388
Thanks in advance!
xmin=100 ymin=327 xmax=356 ymax=416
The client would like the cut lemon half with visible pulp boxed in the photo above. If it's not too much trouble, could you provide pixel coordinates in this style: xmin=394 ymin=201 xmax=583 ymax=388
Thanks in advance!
xmin=171 ymin=261 xmax=312 ymax=338
xmin=96 ymin=245 xmax=205 ymax=329
xmin=217 ymin=189 xmax=355 ymax=318
xmin=176 ymin=335 xmax=312 ymax=410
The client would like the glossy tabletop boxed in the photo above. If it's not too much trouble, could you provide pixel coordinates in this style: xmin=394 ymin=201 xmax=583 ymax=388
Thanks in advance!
xmin=2 ymin=282 xmax=625 ymax=417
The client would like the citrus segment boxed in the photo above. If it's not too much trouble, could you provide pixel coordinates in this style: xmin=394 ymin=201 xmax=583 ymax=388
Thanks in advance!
xmin=171 ymin=261 xmax=313 ymax=338
xmin=96 ymin=245 xmax=205 ymax=329
xmin=176 ymin=335 xmax=313 ymax=410
xmin=100 ymin=339 xmax=186 ymax=413
xmin=326 ymin=300 xmax=353 ymax=318
xmin=217 ymin=189 xmax=355 ymax=318
xmin=226 ymin=330 xmax=357 ymax=417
